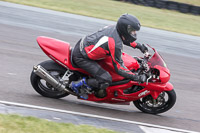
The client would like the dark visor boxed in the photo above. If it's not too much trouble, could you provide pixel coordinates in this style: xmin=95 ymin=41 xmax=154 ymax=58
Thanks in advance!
xmin=127 ymin=25 xmax=136 ymax=38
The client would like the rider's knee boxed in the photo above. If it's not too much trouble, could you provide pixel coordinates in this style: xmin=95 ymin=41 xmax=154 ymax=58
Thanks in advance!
xmin=96 ymin=69 xmax=112 ymax=84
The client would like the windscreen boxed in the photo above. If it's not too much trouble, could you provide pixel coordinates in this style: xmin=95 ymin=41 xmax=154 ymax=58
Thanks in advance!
xmin=148 ymin=52 xmax=167 ymax=68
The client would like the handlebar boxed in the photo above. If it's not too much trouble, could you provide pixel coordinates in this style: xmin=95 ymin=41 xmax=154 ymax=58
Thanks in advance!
xmin=141 ymin=51 xmax=151 ymax=72
xmin=144 ymin=51 xmax=151 ymax=59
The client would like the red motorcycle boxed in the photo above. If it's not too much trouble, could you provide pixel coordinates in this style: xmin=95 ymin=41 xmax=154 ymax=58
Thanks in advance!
xmin=30 ymin=36 xmax=176 ymax=114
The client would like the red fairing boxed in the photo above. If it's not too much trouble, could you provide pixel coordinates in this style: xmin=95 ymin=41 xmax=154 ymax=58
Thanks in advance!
xmin=154 ymin=65 xmax=170 ymax=83
xmin=122 ymin=52 xmax=140 ymax=71
xmin=37 ymin=36 xmax=88 ymax=74
xmin=148 ymin=50 xmax=171 ymax=83
xmin=87 ymin=81 xmax=173 ymax=102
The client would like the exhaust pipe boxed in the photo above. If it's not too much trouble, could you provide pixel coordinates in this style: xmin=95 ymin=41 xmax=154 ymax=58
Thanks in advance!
xmin=33 ymin=65 xmax=76 ymax=95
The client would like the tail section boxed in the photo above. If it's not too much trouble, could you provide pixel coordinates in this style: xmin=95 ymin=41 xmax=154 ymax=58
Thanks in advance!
xmin=36 ymin=36 xmax=87 ymax=74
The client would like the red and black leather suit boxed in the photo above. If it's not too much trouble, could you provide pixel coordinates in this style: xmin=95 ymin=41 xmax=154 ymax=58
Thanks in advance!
xmin=72 ymin=25 xmax=139 ymax=89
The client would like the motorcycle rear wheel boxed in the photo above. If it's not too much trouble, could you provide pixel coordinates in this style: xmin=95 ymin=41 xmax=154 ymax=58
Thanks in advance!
xmin=133 ymin=90 xmax=176 ymax=114
xmin=30 ymin=60 xmax=70 ymax=99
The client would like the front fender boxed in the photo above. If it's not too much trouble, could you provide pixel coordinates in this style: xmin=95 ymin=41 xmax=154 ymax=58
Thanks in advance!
xmin=144 ymin=82 xmax=173 ymax=91
xmin=146 ymin=82 xmax=174 ymax=99
xmin=165 ymin=82 xmax=173 ymax=91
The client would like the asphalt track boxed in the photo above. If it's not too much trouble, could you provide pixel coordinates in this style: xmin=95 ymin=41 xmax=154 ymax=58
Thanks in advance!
xmin=0 ymin=1 xmax=200 ymax=132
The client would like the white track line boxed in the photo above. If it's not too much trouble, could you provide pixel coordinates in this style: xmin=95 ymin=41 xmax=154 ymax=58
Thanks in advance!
xmin=0 ymin=100 xmax=197 ymax=133
xmin=139 ymin=126 xmax=178 ymax=133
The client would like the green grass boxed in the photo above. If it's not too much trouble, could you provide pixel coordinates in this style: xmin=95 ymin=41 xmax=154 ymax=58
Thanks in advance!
xmin=0 ymin=114 xmax=117 ymax=133
xmin=1 ymin=0 xmax=200 ymax=36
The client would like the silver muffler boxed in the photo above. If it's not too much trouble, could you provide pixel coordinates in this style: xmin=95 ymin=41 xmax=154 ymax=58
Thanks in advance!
xmin=33 ymin=65 xmax=75 ymax=95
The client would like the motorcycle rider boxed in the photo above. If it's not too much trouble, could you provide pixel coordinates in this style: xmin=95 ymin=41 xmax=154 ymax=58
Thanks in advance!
xmin=70 ymin=14 xmax=148 ymax=99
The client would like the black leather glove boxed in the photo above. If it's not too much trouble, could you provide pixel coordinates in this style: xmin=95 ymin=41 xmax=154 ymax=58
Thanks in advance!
xmin=131 ymin=74 xmax=147 ymax=83
xmin=135 ymin=43 xmax=148 ymax=53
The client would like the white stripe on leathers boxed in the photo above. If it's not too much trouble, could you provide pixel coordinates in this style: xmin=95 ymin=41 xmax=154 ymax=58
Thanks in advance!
xmin=88 ymin=36 xmax=109 ymax=53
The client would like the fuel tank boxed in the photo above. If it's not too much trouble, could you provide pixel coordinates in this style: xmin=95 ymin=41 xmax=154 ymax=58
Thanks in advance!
xmin=98 ymin=53 xmax=140 ymax=82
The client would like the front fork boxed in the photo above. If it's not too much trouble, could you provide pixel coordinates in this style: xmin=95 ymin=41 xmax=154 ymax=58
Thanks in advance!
xmin=151 ymin=91 xmax=162 ymax=99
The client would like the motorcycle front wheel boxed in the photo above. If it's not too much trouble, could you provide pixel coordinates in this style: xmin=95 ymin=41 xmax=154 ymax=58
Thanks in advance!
xmin=133 ymin=89 xmax=176 ymax=114
xmin=30 ymin=60 xmax=70 ymax=99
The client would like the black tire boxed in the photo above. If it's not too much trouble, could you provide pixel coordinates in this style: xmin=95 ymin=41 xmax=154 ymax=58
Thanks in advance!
xmin=30 ymin=60 xmax=70 ymax=99
xmin=133 ymin=89 xmax=176 ymax=114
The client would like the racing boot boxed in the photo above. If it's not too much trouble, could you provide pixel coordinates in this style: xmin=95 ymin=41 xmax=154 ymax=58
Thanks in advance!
xmin=70 ymin=77 xmax=91 ymax=100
